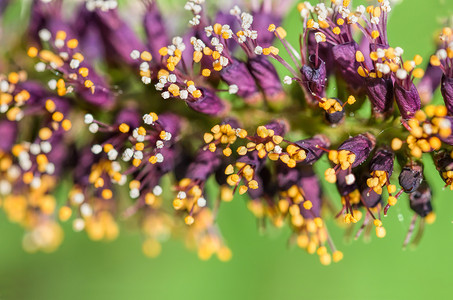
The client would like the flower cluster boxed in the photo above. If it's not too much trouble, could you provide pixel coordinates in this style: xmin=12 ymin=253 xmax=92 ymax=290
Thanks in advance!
xmin=0 ymin=0 xmax=452 ymax=265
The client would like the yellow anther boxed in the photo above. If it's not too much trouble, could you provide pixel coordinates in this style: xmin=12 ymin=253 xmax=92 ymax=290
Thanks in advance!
xmin=72 ymin=52 xmax=84 ymax=62
xmin=102 ymin=189 xmax=113 ymax=199
xmin=159 ymin=47 xmax=168 ymax=56
xmin=429 ymin=55 xmax=441 ymax=66
xmin=168 ymin=83 xmax=180 ymax=96
xmin=276 ymin=27 xmax=287 ymax=38
xmin=141 ymin=51 xmax=152 ymax=61
xmin=320 ymin=254 xmax=332 ymax=266
xmin=332 ymin=251 xmax=343 ymax=262
xmin=324 ymin=168 xmax=337 ymax=183
xmin=239 ymin=185 xmax=248 ymax=195
xmin=373 ymin=219 xmax=382 ymax=227
xmin=376 ymin=226 xmax=386 ymax=238
xmin=303 ymin=201 xmax=313 ymax=210
xmin=357 ymin=66 xmax=368 ymax=77
xmin=391 ymin=138 xmax=403 ymax=150
xmin=79 ymin=67 xmax=89 ymax=77
xmin=412 ymin=68 xmax=424 ymax=78
xmin=184 ymin=215 xmax=195 ymax=225
xmin=67 ymin=39 xmax=79 ymax=49
xmin=413 ymin=54 xmax=423 ymax=65
xmin=23 ymin=171 xmax=34 ymax=184
xmin=39 ymin=127 xmax=53 ymax=140
xmin=369 ymin=52 xmax=378 ymax=61
xmin=27 ymin=47 xmax=38 ymax=57
xmin=332 ymin=26 xmax=341 ymax=35
xmin=192 ymin=89 xmax=202 ymax=98
xmin=223 ymin=148 xmax=232 ymax=157
xmin=208 ymin=143 xmax=216 ymax=152
xmin=84 ymin=80 xmax=94 ymax=88
xmin=59 ymin=206 xmax=72 ymax=222
xmin=56 ymin=30 xmax=67 ymax=40
xmin=388 ymin=196 xmax=397 ymax=206
xmin=267 ymin=24 xmax=276 ymax=32
xmin=425 ymin=212 xmax=436 ymax=224
xmin=371 ymin=30 xmax=380 ymax=39
xmin=337 ymin=18 xmax=344 ymax=25
xmin=62 ymin=119 xmax=72 ymax=131
xmin=201 ymin=69 xmax=211 ymax=77
xmin=118 ymin=123 xmax=130 ymax=133
xmin=355 ymin=51 xmax=365 ymax=62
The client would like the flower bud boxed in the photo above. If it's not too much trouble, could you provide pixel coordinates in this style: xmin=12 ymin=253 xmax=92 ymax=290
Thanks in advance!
xmin=398 ymin=164 xmax=423 ymax=193
xmin=247 ymin=56 xmax=284 ymax=102
xmin=0 ymin=120 xmax=17 ymax=152
xmin=338 ymin=133 xmax=376 ymax=168
xmin=144 ymin=0 xmax=169 ymax=59
xmin=394 ymin=81 xmax=421 ymax=119
xmin=418 ymin=63 xmax=443 ymax=105
xmin=332 ymin=41 xmax=365 ymax=94
xmin=299 ymin=166 xmax=322 ymax=218
xmin=369 ymin=148 xmax=395 ymax=176
xmin=441 ymin=74 xmax=453 ymax=115
xmin=365 ymin=77 xmax=394 ymax=117
xmin=186 ymin=149 xmax=222 ymax=182
xmin=300 ymin=55 xmax=327 ymax=104
xmin=409 ymin=182 xmax=432 ymax=217
xmin=294 ymin=134 xmax=330 ymax=165
xmin=187 ymin=88 xmax=227 ymax=116
xmin=220 ymin=58 xmax=261 ymax=103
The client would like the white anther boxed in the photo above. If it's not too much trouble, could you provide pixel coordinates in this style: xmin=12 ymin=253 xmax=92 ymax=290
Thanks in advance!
xmin=84 ymin=113 xmax=94 ymax=124
xmin=89 ymin=123 xmax=99 ymax=133
xmin=153 ymin=185 xmax=163 ymax=196
xmin=91 ymin=144 xmax=102 ymax=154
xmin=228 ymin=85 xmax=238 ymax=94
xmin=80 ymin=203 xmax=93 ymax=217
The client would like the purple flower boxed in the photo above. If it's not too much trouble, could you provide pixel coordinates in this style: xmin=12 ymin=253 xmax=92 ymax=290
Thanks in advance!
xmin=220 ymin=58 xmax=261 ymax=104
xmin=293 ymin=134 xmax=330 ymax=165
xmin=409 ymin=181 xmax=432 ymax=217
xmin=0 ymin=120 xmax=17 ymax=152
xmin=369 ymin=148 xmax=395 ymax=176
xmin=187 ymin=88 xmax=227 ymax=116
xmin=332 ymin=42 xmax=366 ymax=94
xmin=394 ymin=81 xmax=421 ymax=119
xmin=337 ymin=133 xmax=376 ymax=168
xmin=248 ymin=56 xmax=284 ymax=103
xmin=399 ymin=164 xmax=423 ymax=193
xmin=418 ymin=62 xmax=443 ymax=105
xmin=90 ymin=6 xmax=145 ymax=66
xmin=441 ymin=75 xmax=453 ymax=115
xmin=298 ymin=166 xmax=322 ymax=218
xmin=186 ymin=149 xmax=222 ymax=182
xmin=365 ymin=76 xmax=394 ymax=117
xmin=300 ymin=55 xmax=327 ymax=101
xmin=143 ymin=0 xmax=169 ymax=59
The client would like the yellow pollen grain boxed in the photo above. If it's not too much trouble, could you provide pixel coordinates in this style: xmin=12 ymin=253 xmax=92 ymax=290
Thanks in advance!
xmin=332 ymin=27 xmax=341 ymax=35
xmin=79 ymin=67 xmax=89 ymax=77
xmin=337 ymin=18 xmax=344 ymax=25
xmin=267 ymin=24 xmax=276 ymax=32
xmin=412 ymin=68 xmax=424 ymax=78
xmin=213 ymin=23 xmax=222 ymax=34
xmin=8 ymin=72 xmax=19 ymax=84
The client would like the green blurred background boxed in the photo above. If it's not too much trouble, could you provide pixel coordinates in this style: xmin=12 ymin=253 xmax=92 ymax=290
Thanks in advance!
xmin=1 ymin=0 xmax=453 ymax=299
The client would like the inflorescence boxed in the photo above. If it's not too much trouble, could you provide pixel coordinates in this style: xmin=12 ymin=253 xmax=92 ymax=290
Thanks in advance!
xmin=0 ymin=0 xmax=452 ymax=264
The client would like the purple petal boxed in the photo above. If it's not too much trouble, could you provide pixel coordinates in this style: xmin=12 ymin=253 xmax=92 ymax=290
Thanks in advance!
xmin=441 ymin=75 xmax=453 ymax=115
xmin=186 ymin=88 xmax=227 ymax=116
xmin=338 ymin=133 xmax=375 ymax=168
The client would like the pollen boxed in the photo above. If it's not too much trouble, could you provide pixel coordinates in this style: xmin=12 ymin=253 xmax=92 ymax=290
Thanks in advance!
xmin=62 ymin=119 xmax=72 ymax=131
xmin=267 ymin=24 xmax=276 ymax=32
